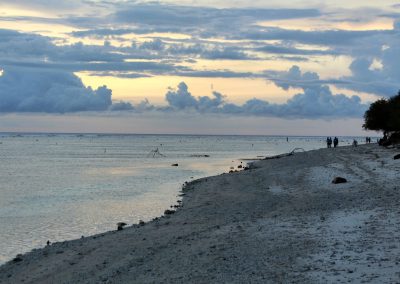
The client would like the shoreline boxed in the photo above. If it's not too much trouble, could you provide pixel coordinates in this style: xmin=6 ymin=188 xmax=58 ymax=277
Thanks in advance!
xmin=1 ymin=144 xmax=400 ymax=283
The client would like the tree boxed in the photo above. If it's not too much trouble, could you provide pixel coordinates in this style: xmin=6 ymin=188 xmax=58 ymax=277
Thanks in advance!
xmin=386 ymin=93 xmax=400 ymax=132
xmin=363 ymin=91 xmax=400 ymax=133
xmin=363 ymin=98 xmax=389 ymax=133
xmin=363 ymin=91 xmax=400 ymax=143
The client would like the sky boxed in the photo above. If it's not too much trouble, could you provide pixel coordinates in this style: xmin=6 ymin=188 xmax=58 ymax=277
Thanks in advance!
xmin=0 ymin=0 xmax=399 ymax=135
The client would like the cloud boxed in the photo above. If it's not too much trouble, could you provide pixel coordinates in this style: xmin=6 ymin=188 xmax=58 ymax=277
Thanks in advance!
xmin=256 ymin=44 xmax=336 ymax=56
xmin=265 ymin=65 xmax=321 ymax=90
xmin=2 ymin=1 xmax=400 ymax=106
xmin=71 ymin=27 xmax=182 ymax=38
xmin=86 ymin=71 xmax=152 ymax=79
xmin=0 ymin=29 xmax=256 ymax=77
xmin=336 ymin=41 xmax=400 ymax=97
xmin=112 ymin=3 xmax=321 ymax=27
xmin=201 ymin=47 xmax=252 ymax=60
xmin=0 ymin=63 xmax=368 ymax=118
xmin=71 ymin=28 xmax=143 ymax=38
xmin=0 ymin=66 xmax=132 ymax=113
xmin=109 ymin=101 xmax=134 ymax=111
xmin=165 ymin=82 xmax=199 ymax=109
xmin=237 ymin=27 xmax=394 ymax=46
xmin=0 ymin=0 xmax=82 ymax=10
xmin=221 ymin=87 xmax=366 ymax=119
xmin=159 ymin=80 xmax=367 ymax=119
xmin=165 ymin=82 xmax=224 ymax=112
xmin=175 ymin=70 xmax=254 ymax=78
xmin=0 ymin=29 xmax=55 ymax=59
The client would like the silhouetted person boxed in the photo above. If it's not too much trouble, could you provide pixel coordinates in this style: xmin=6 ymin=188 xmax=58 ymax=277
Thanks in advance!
xmin=326 ymin=137 xmax=332 ymax=148
xmin=333 ymin=137 xmax=338 ymax=148
xmin=379 ymin=133 xmax=388 ymax=146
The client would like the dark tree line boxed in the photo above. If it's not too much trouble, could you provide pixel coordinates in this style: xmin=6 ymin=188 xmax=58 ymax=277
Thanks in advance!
xmin=363 ymin=91 xmax=400 ymax=144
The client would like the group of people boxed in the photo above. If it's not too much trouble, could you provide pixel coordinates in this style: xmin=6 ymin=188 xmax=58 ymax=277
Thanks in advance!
xmin=326 ymin=136 xmax=375 ymax=148
xmin=326 ymin=137 xmax=339 ymax=148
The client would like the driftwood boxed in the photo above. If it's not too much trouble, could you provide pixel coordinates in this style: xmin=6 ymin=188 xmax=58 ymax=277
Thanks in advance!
xmin=147 ymin=147 xmax=166 ymax=158
xmin=264 ymin=148 xmax=305 ymax=160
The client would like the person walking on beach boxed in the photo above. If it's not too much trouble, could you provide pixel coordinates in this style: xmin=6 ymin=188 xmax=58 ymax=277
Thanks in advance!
xmin=326 ymin=137 xmax=332 ymax=148
xmin=333 ymin=137 xmax=338 ymax=148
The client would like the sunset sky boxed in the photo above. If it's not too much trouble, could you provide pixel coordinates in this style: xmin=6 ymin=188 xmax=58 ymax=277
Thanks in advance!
xmin=0 ymin=0 xmax=399 ymax=135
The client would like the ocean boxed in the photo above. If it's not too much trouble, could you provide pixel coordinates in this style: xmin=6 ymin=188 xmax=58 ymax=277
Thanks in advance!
xmin=0 ymin=133 xmax=366 ymax=264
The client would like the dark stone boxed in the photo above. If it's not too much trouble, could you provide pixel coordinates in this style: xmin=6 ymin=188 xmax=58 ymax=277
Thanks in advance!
xmin=332 ymin=177 xmax=347 ymax=184
xmin=139 ymin=220 xmax=145 ymax=226
xmin=393 ymin=154 xmax=400 ymax=160
xmin=237 ymin=165 xmax=243 ymax=169
xmin=13 ymin=255 xmax=23 ymax=262
xmin=171 ymin=163 xmax=178 ymax=166
xmin=117 ymin=222 xmax=127 ymax=231
xmin=164 ymin=209 xmax=175 ymax=215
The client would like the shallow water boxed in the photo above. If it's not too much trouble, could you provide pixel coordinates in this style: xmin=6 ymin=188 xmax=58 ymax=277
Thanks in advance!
xmin=0 ymin=133 xmax=365 ymax=263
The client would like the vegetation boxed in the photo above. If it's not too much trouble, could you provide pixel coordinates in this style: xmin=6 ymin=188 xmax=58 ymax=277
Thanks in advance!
xmin=363 ymin=91 xmax=400 ymax=144
xmin=363 ymin=92 xmax=400 ymax=133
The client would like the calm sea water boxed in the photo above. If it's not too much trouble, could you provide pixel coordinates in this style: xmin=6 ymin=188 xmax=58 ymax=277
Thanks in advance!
xmin=0 ymin=133 xmax=366 ymax=264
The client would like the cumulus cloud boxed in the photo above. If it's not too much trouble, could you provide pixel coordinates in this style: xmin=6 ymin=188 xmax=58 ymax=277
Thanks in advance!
xmin=109 ymin=101 xmax=134 ymax=111
xmin=159 ymin=80 xmax=367 ymax=118
xmin=337 ymin=40 xmax=400 ymax=97
xmin=0 ymin=66 xmax=132 ymax=113
xmin=0 ymin=63 xmax=368 ymax=117
xmin=260 ymin=66 xmax=368 ymax=117
xmin=265 ymin=65 xmax=320 ymax=90
xmin=166 ymin=82 xmax=198 ymax=109
xmin=221 ymin=86 xmax=366 ymax=118
xmin=165 ymin=82 xmax=225 ymax=112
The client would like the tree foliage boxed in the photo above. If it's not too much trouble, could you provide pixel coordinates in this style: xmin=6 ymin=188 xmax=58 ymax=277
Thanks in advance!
xmin=363 ymin=91 xmax=400 ymax=134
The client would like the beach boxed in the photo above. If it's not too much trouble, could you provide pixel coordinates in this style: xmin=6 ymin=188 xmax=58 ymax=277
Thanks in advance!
xmin=1 ymin=143 xmax=400 ymax=283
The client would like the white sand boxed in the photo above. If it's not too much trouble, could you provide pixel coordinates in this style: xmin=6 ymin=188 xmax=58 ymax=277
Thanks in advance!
xmin=1 ymin=144 xmax=400 ymax=283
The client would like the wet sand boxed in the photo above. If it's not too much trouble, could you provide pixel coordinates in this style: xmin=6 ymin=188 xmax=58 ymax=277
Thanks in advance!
xmin=1 ymin=144 xmax=400 ymax=283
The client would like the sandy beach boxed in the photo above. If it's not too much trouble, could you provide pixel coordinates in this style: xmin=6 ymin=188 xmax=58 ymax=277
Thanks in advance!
xmin=1 ymin=143 xmax=400 ymax=283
